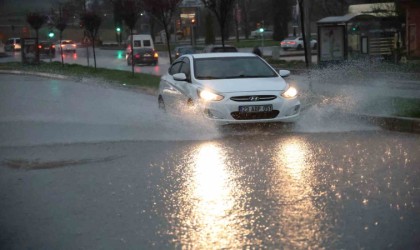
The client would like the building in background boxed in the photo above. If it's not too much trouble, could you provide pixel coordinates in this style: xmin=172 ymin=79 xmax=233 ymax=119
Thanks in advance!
xmin=401 ymin=0 xmax=420 ymax=58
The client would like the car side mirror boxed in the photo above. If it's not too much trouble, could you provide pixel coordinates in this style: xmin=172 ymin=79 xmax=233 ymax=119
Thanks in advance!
xmin=173 ymin=73 xmax=187 ymax=81
xmin=279 ymin=70 xmax=290 ymax=78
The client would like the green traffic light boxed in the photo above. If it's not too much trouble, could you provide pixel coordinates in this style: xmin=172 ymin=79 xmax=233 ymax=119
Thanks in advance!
xmin=259 ymin=28 xmax=264 ymax=33
xmin=116 ymin=27 xmax=121 ymax=32
xmin=48 ymin=32 xmax=54 ymax=38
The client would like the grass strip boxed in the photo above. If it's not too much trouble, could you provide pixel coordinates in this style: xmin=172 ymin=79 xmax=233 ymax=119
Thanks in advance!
xmin=0 ymin=61 xmax=160 ymax=90
xmin=391 ymin=98 xmax=420 ymax=118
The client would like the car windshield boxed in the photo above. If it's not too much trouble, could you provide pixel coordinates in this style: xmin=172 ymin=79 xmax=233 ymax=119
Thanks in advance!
xmin=62 ymin=41 xmax=74 ymax=44
xmin=212 ymin=47 xmax=237 ymax=52
xmin=194 ymin=57 xmax=277 ymax=80
xmin=179 ymin=47 xmax=194 ymax=53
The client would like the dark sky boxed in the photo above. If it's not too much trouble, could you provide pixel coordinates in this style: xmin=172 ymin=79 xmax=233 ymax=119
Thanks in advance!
xmin=0 ymin=0 xmax=58 ymax=15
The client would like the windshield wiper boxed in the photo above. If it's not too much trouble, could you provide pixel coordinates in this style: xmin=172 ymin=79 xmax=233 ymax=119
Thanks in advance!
xmin=224 ymin=75 xmax=272 ymax=79
xmin=224 ymin=75 xmax=249 ymax=79
xmin=197 ymin=76 xmax=220 ymax=79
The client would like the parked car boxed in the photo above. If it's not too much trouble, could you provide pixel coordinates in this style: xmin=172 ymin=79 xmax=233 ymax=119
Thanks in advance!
xmin=174 ymin=45 xmax=196 ymax=59
xmin=202 ymin=44 xmax=238 ymax=53
xmin=250 ymin=29 xmax=274 ymax=39
xmin=280 ymin=36 xmax=317 ymax=50
xmin=158 ymin=53 xmax=301 ymax=125
xmin=38 ymin=41 xmax=55 ymax=57
xmin=126 ymin=48 xmax=158 ymax=66
xmin=56 ymin=40 xmax=77 ymax=53
xmin=5 ymin=37 xmax=21 ymax=51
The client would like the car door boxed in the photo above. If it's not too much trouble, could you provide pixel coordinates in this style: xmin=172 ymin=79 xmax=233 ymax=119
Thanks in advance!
xmin=160 ymin=60 xmax=183 ymax=111
xmin=176 ymin=57 xmax=195 ymax=106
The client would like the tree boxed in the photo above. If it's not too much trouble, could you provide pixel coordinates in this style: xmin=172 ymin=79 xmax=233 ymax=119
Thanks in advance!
xmin=52 ymin=3 xmax=69 ymax=66
xmin=120 ymin=0 xmax=143 ymax=76
xmin=201 ymin=0 xmax=236 ymax=47
xmin=26 ymin=12 xmax=47 ymax=63
xmin=204 ymin=11 xmax=215 ymax=45
xmin=272 ymin=0 xmax=293 ymax=41
xmin=110 ymin=0 xmax=124 ymax=45
xmin=80 ymin=11 xmax=102 ymax=69
xmin=143 ymin=0 xmax=182 ymax=64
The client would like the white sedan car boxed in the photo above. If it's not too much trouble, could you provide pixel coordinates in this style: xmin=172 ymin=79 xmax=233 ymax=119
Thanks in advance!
xmin=280 ymin=36 xmax=317 ymax=50
xmin=158 ymin=53 xmax=301 ymax=125
xmin=56 ymin=40 xmax=77 ymax=53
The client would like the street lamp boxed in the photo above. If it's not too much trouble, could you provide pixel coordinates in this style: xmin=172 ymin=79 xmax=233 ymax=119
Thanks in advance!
xmin=116 ymin=27 xmax=121 ymax=46
xmin=191 ymin=18 xmax=196 ymax=46
xmin=259 ymin=27 xmax=264 ymax=53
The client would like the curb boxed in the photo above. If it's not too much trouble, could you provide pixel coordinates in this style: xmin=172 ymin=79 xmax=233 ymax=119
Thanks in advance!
xmin=0 ymin=69 xmax=69 ymax=80
xmin=0 ymin=69 xmax=157 ymax=96
xmin=353 ymin=113 xmax=420 ymax=134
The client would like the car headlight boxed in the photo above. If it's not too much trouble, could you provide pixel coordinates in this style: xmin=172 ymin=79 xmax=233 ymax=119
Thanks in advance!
xmin=198 ymin=89 xmax=224 ymax=101
xmin=281 ymin=86 xmax=298 ymax=99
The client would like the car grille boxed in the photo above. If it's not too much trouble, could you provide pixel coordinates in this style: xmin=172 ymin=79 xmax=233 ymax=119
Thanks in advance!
xmin=231 ymin=110 xmax=280 ymax=120
xmin=230 ymin=95 xmax=277 ymax=102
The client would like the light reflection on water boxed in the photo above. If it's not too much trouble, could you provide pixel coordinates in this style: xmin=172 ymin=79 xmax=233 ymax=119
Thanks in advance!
xmin=160 ymin=138 xmax=336 ymax=249
xmin=167 ymin=142 xmax=248 ymax=248
xmin=271 ymin=138 xmax=333 ymax=248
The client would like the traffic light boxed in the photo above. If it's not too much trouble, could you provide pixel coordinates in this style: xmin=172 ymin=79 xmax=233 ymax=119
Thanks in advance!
xmin=116 ymin=27 xmax=121 ymax=33
xmin=351 ymin=23 xmax=359 ymax=32
xmin=259 ymin=28 xmax=264 ymax=33
xmin=48 ymin=31 xmax=54 ymax=38
xmin=191 ymin=18 xmax=196 ymax=25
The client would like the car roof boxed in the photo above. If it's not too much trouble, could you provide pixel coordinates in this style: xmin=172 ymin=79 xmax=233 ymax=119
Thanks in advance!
xmin=205 ymin=44 xmax=235 ymax=48
xmin=191 ymin=52 xmax=255 ymax=59
xmin=175 ymin=45 xmax=193 ymax=49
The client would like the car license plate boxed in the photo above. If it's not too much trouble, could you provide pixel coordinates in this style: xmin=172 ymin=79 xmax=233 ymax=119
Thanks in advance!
xmin=144 ymin=54 xmax=151 ymax=57
xmin=239 ymin=105 xmax=272 ymax=113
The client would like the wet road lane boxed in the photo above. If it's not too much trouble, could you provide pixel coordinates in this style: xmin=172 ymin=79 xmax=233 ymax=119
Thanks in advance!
xmin=151 ymin=132 xmax=420 ymax=249
xmin=1 ymin=132 xmax=419 ymax=249
xmin=1 ymin=74 xmax=420 ymax=249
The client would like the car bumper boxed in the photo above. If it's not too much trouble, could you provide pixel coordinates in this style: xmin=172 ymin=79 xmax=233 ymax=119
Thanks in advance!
xmin=133 ymin=58 xmax=158 ymax=64
xmin=281 ymin=45 xmax=298 ymax=49
xmin=59 ymin=47 xmax=76 ymax=52
xmin=197 ymin=91 xmax=301 ymax=125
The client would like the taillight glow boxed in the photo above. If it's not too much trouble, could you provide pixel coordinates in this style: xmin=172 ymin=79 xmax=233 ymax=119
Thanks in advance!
xmin=154 ymin=52 xmax=158 ymax=58
xmin=135 ymin=54 xmax=140 ymax=58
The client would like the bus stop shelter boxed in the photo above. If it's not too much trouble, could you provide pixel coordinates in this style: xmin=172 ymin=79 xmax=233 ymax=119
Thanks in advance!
xmin=317 ymin=13 xmax=399 ymax=65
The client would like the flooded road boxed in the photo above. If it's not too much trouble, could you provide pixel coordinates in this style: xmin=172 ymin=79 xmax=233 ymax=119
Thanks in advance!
xmin=1 ymin=132 xmax=419 ymax=249
xmin=0 ymin=74 xmax=419 ymax=249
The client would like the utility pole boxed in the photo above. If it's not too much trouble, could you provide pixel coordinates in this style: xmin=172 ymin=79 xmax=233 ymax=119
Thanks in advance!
xmin=234 ymin=0 xmax=240 ymax=42
xmin=304 ymin=0 xmax=311 ymax=67
xmin=298 ymin=0 xmax=311 ymax=68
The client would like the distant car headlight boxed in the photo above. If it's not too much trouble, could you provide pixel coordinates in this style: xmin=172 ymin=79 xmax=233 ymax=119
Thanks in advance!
xmin=281 ymin=86 xmax=298 ymax=99
xmin=198 ymin=89 xmax=224 ymax=101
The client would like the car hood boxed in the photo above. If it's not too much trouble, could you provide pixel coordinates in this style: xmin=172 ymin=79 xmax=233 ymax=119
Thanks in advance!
xmin=195 ymin=77 xmax=287 ymax=93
